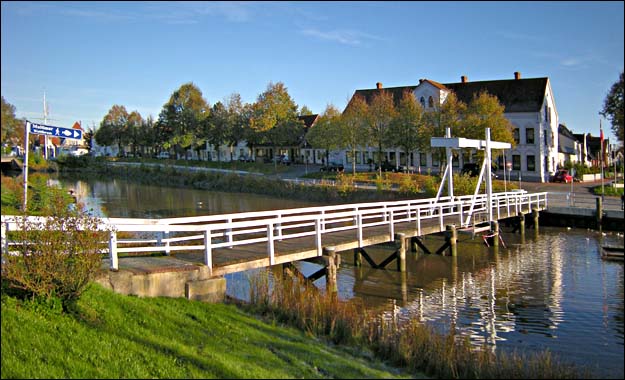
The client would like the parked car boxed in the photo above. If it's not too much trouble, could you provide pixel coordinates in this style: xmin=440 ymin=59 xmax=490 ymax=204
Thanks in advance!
xmin=156 ymin=151 xmax=170 ymax=159
xmin=375 ymin=161 xmax=397 ymax=172
xmin=461 ymin=163 xmax=498 ymax=179
xmin=550 ymin=169 xmax=573 ymax=183
xmin=320 ymin=162 xmax=344 ymax=172
xmin=238 ymin=154 xmax=254 ymax=163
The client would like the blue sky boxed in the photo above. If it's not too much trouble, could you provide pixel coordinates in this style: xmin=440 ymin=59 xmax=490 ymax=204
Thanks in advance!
xmin=2 ymin=1 xmax=623 ymax=142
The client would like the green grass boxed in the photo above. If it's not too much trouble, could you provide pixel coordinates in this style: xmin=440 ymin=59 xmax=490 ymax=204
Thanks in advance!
xmin=1 ymin=283 xmax=415 ymax=379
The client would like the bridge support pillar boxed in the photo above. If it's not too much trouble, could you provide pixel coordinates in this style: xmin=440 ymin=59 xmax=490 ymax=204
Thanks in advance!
xmin=532 ymin=207 xmax=540 ymax=233
xmin=324 ymin=247 xmax=339 ymax=295
xmin=445 ymin=225 xmax=457 ymax=257
xmin=395 ymin=233 xmax=407 ymax=272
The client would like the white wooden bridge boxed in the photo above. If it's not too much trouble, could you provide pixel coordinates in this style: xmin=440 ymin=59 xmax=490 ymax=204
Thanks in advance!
xmin=2 ymin=190 xmax=548 ymax=278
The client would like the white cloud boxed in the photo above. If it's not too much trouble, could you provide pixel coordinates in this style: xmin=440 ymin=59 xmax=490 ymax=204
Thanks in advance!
xmin=301 ymin=28 xmax=383 ymax=46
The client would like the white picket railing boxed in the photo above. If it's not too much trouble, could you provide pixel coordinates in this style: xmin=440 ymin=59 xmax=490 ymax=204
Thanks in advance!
xmin=1 ymin=191 xmax=548 ymax=273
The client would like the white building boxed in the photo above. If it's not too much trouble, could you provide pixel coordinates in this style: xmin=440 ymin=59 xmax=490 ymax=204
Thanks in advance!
xmin=338 ymin=72 xmax=559 ymax=182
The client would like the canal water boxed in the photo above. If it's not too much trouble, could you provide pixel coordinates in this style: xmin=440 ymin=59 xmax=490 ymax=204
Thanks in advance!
xmin=56 ymin=174 xmax=624 ymax=378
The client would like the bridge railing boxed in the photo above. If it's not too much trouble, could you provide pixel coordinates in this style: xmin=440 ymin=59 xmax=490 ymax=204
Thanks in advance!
xmin=2 ymin=191 xmax=547 ymax=274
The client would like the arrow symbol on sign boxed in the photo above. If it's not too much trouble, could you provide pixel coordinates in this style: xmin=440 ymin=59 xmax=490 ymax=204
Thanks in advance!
xmin=74 ymin=131 xmax=80 ymax=138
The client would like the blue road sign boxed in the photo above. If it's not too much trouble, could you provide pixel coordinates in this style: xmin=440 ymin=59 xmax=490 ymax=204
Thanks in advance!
xmin=28 ymin=121 xmax=82 ymax=140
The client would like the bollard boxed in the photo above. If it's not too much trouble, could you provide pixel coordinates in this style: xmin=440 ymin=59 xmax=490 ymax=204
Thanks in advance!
xmin=518 ymin=212 xmax=526 ymax=243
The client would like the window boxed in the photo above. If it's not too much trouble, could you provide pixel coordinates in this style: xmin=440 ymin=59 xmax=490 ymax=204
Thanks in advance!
xmin=432 ymin=152 xmax=440 ymax=167
xmin=428 ymin=96 xmax=434 ymax=108
xmin=526 ymin=128 xmax=534 ymax=144
xmin=512 ymin=155 xmax=521 ymax=170
xmin=513 ymin=128 xmax=520 ymax=144
xmin=420 ymin=97 xmax=425 ymax=107
xmin=452 ymin=151 xmax=459 ymax=167
xmin=420 ymin=153 xmax=426 ymax=166
xmin=527 ymin=155 xmax=535 ymax=171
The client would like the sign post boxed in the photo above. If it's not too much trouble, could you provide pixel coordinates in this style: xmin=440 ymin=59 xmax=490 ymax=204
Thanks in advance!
xmin=22 ymin=121 xmax=83 ymax=211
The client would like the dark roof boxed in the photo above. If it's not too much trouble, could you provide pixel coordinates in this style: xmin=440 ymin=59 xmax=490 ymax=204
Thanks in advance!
xmin=442 ymin=77 xmax=548 ymax=113
xmin=347 ymin=85 xmax=418 ymax=110
xmin=558 ymin=124 xmax=576 ymax=140
xmin=298 ymin=114 xmax=319 ymax=129
xmin=346 ymin=77 xmax=549 ymax=113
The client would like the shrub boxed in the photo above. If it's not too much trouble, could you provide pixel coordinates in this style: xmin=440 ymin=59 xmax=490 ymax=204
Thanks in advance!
xmin=2 ymin=211 xmax=107 ymax=310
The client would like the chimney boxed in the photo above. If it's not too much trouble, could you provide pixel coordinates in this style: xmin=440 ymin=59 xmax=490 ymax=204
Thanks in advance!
xmin=514 ymin=71 xmax=521 ymax=80
xmin=419 ymin=79 xmax=424 ymax=84
xmin=461 ymin=75 xmax=468 ymax=83
xmin=376 ymin=82 xmax=383 ymax=89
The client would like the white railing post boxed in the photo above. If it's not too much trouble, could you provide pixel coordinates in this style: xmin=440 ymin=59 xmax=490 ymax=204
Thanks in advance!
xmin=315 ymin=218 xmax=322 ymax=256
xmin=267 ymin=223 xmax=275 ymax=265
xmin=321 ymin=210 xmax=326 ymax=232
xmin=204 ymin=229 xmax=212 ymax=269
xmin=439 ymin=205 xmax=444 ymax=230
xmin=1 ymin=221 xmax=7 ymax=256
xmin=109 ymin=231 xmax=118 ymax=271
xmin=164 ymin=228 xmax=170 ymax=256
xmin=383 ymin=205 xmax=388 ymax=222
xmin=389 ymin=209 xmax=395 ymax=241
xmin=276 ymin=214 xmax=282 ymax=241
xmin=357 ymin=213 xmax=363 ymax=248
xmin=458 ymin=200 xmax=464 ymax=227
xmin=417 ymin=207 xmax=421 ymax=235
xmin=227 ymin=218 xmax=233 ymax=248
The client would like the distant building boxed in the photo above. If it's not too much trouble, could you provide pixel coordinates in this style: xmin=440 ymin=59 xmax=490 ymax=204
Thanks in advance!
xmin=557 ymin=124 xmax=583 ymax=167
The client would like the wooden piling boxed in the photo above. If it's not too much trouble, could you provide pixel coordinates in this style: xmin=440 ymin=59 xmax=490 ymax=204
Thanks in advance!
xmin=395 ymin=233 xmax=407 ymax=272
xmin=532 ymin=207 xmax=540 ymax=233
xmin=324 ymin=247 xmax=338 ymax=295
xmin=518 ymin=212 xmax=525 ymax=241
xmin=353 ymin=248 xmax=362 ymax=267
xmin=595 ymin=197 xmax=603 ymax=230
xmin=445 ymin=224 xmax=457 ymax=257
xmin=490 ymin=220 xmax=499 ymax=248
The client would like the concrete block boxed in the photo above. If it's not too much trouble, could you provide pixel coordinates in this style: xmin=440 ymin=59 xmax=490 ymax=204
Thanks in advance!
xmin=186 ymin=277 xmax=227 ymax=303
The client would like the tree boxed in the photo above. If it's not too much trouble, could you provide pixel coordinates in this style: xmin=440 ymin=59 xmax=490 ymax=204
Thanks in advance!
xmin=204 ymin=101 xmax=229 ymax=163
xmin=1 ymin=96 xmax=24 ymax=148
xmin=96 ymin=105 xmax=129 ymax=156
xmin=339 ymin=96 xmax=370 ymax=174
xmin=305 ymin=104 xmax=342 ymax=165
xmin=250 ymin=82 xmax=300 ymax=169
xmin=423 ymin=92 xmax=466 ymax=168
xmin=299 ymin=105 xmax=314 ymax=116
xmin=224 ymin=93 xmax=247 ymax=161
xmin=158 ymin=82 xmax=210 ymax=159
xmin=126 ymin=111 xmax=143 ymax=156
xmin=462 ymin=91 xmax=514 ymax=163
xmin=600 ymin=71 xmax=624 ymax=145
xmin=388 ymin=91 xmax=426 ymax=170
xmin=367 ymin=90 xmax=397 ymax=173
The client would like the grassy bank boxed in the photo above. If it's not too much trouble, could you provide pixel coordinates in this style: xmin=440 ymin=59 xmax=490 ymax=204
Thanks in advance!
xmin=1 ymin=283 xmax=415 ymax=379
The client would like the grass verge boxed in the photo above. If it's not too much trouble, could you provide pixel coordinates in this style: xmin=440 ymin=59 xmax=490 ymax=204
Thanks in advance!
xmin=1 ymin=283 xmax=414 ymax=379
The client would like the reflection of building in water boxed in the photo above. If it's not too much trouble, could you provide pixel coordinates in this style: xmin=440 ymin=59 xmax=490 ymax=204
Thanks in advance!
xmin=389 ymin=239 xmax=566 ymax=351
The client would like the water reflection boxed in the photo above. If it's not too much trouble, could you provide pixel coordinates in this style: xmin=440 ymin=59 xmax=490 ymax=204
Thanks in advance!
xmin=53 ymin=173 xmax=624 ymax=378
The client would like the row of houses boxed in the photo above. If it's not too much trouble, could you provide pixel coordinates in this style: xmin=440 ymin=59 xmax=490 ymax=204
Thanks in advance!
xmin=83 ymin=71 xmax=618 ymax=182
xmin=204 ymin=72 xmax=617 ymax=182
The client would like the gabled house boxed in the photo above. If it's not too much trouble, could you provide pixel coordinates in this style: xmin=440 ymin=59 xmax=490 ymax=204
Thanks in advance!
xmin=338 ymin=72 xmax=559 ymax=182
xmin=558 ymin=124 xmax=582 ymax=167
